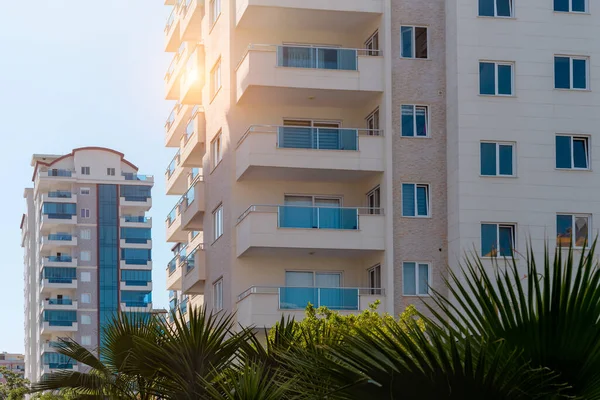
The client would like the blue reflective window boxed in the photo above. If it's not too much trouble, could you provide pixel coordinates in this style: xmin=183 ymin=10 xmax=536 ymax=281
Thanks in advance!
xmin=573 ymin=59 xmax=587 ymax=89
xmin=400 ymin=26 xmax=427 ymax=59
xmin=498 ymin=65 xmax=513 ymax=95
xmin=480 ymin=62 xmax=496 ymax=95
xmin=555 ymin=0 xmax=586 ymax=12
xmin=401 ymin=26 xmax=413 ymax=58
xmin=121 ymin=270 xmax=152 ymax=286
xmin=480 ymin=143 xmax=497 ymax=176
xmin=555 ymin=56 xmax=587 ymax=89
xmin=556 ymin=135 xmax=589 ymax=169
xmin=42 ymin=203 xmax=77 ymax=218
xmin=481 ymin=142 xmax=514 ymax=176
xmin=480 ymin=62 xmax=513 ymax=96
xmin=402 ymin=263 xmax=429 ymax=296
xmin=121 ymin=291 xmax=152 ymax=307
xmin=120 ymin=185 xmax=151 ymax=201
xmin=402 ymin=184 xmax=429 ymax=217
xmin=479 ymin=0 xmax=512 ymax=16
xmin=401 ymin=105 xmax=428 ymax=137
xmin=482 ymin=223 xmax=515 ymax=257
xmin=120 ymin=228 xmax=151 ymax=243
xmin=121 ymin=248 xmax=152 ymax=264
xmin=499 ymin=144 xmax=514 ymax=175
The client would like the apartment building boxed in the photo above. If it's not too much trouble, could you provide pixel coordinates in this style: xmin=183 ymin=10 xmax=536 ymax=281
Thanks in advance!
xmin=162 ymin=0 xmax=596 ymax=324
xmin=21 ymin=147 xmax=153 ymax=382
xmin=0 ymin=353 xmax=25 ymax=383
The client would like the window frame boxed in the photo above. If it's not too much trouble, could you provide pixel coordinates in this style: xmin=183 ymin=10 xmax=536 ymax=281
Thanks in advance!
xmin=365 ymin=30 xmax=380 ymax=56
xmin=402 ymin=262 xmax=431 ymax=296
xmin=81 ymin=166 xmax=90 ymax=175
xmin=80 ymin=208 xmax=90 ymax=219
xmin=107 ymin=168 xmax=115 ymax=176
xmin=481 ymin=222 xmax=517 ymax=258
xmin=213 ymin=278 xmax=223 ymax=311
xmin=368 ymin=264 xmax=382 ymax=295
xmin=556 ymin=213 xmax=591 ymax=248
xmin=366 ymin=107 xmax=380 ymax=132
xmin=213 ymin=204 xmax=224 ymax=243
xmin=211 ymin=58 xmax=222 ymax=98
xmin=402 ymin=183 xmax=431 ymax=218
xmin=478 ymin=0 xmax=514 ymax=18
xmin=210 ymin=0 xmax=221 ymax=27
xmin=401 ymin=104 xmax=430 ymax=137
xmin=554 ymin=0 xmax=588 ymax=13
xmin=554 ymin=55 xmax=589 ymax=90
xmin=366 ymin=186 xmax=381 ymax=215
xmin=80 ymin=229 xmax=91 ymax=240
xmin=400 ymin=26 xmax=429 ymax=59
xmin=80 ymin=188 xmax=90 ymax=195
xmin=480 ymin=141 xmax=516 ymax=177
xmin=211 ymin=130 xmax=223 ymax=170
xmin=81 ymin=293 xmax=91 ymax=304
xmin=479 ymin=61 xmax=515 ymax=96
xmin=556 ymin=134 xmax=591 ymax=170
xmin=80 ymin=251 xmax=91 ymax=262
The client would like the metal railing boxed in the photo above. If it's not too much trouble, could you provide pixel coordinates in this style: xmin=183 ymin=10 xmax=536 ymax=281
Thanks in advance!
xmin=46 ymin=255 xmax=73 ymax=263
xmin=184 ymin=243 xmax=204 ymax=273
xmin=123 ymin=215 xmax=149 ymax=223
xmin=47 ymin=299 xmax=73 ymax=305
xmin=47 ymin=234 xmax=73 ymax=241
xmin=236 ymin=205 xmax=384 ymax=229
xmin=237 ymin=124 xmax=383 ymax=150
xmin=44 ymin=169 xmax=74 ymax=177
xmin=47 ymin=191 xmax=72 ymax=198
xmin=167 ymin=256 xmax=178 ymax=275
xmin=237 ymin=286 xmax=385 ymax=310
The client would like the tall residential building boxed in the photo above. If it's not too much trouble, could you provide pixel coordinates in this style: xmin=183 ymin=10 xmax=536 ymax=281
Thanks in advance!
xmin=21 ymin=147 xmax=153 ymax=382
xmin=162 ymin=0 xmax=597 ymax=324
xmin=0 ymin=353 xmax=25 ymax=383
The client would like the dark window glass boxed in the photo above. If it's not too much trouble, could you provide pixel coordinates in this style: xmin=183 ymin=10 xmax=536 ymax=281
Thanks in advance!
xmin=573 ymin=138 xmax=589 ymax=168
xmin=554 ymin=0 xmax=570 ymax=11
xmin=479 ymin=0 xmax=494 ymax=16
xmin=480 ymin=142 xmax=497 ymax=175
xmin=573 ymin=59 xmax=587 ymax=89
xmin=401 ymin=27 xmax=412 ymax=58
xmin=480 ymin=62 xmax=496 ymax=95
xmin=572 ymin=0 xmax=586 ymax=11
xmin=499 ymin=144 xmax=513 ymax=175
xmin=98 ymin=185 xmax=118 ymax=348
xmin=497 ymin=0 xmax=512 ymax=16
xmin=415 ymin=27 xmax=428 ymax=59
xmin=498 ymin=65 xmax=513 ymax=95
xmin=556 ymin=135 xmax=572 ymax=168
xmin=555 ymin=57 xmax=571 ymax=89
xmin=481 ymin=224 xmax=498 ymax=257
xmin=498 ymin=226 xmax=514 ymax=256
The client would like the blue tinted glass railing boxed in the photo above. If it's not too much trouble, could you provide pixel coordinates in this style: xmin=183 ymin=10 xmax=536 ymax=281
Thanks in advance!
xmin=190 ymin=168 xmax=200 ymax=180
xmin=48 ymin=341 xmax=61 ymax=348
xmin=276 ymin=46 xmax=358 ymax=71
xmin=166 ymin=109 xmax=175 ymax=128
xmin=124 ymin=238 xmax=150 ymax=244
xmin=192 ymin=105 xmax=199 ymax=116
xmin=124 ymin=259 xmax=150 ymax=265
xmin=180 ymin=297 xmax=188 ymax=314
xmin=48 ymin=321 xmax=75 ymax=326
xmin=279 ymin=287 xmax=359 ymax=310
xmin=278 ymin=206 xmax=359 ymax=230
xmin=123 ymin=216 xmax=148 ymax=223
xmin=48 ymin=191 xmax=72 ymax=198
xmin=185 ymin=119 xmax=194 ymax=140
xmin=46 ymin=169 xmax=73 ymax=177
xmin=185 ymin=185 xmax=195 ymax=206
xmin=123 ymin=301 xmax=150 ymax=308
xmin=165 ymin=7 xmax=176 ymax=30
xmin=168 ymin=257 xmax=177 ymax=275
xmin=277 ymin=127 xmax=358 ymax=150
xmin=122 ymin=173 xmax=151 ymax=181
xmin=48 ymin=363 xmax=75 ymax=369
xmin=125 ymin=280 xmax=149 ymax=286
xmin=46 ymin=277 xmax=74 ymax=284
xmin=48 ymin=299 xmax=73 ymax=305
xmin=169 ymin=298 xmax=178 ymax=310
xmin=167 ymin=152 xmax=180 ymax=177
xmin=46 ymin=256 xmax=73 ymax=262
xmin=45 ymin=214 xmax=74 ymax=220
xmin=123 ymin=196 xmax=149 ymax=202
xmin=48 ymin=234 xmax=73 ymax=241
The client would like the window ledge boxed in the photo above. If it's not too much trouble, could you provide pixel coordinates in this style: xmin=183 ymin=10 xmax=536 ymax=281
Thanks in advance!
xmin=399 ymin=57 xmax=431 ymax=61
xmin=402 ymin=294 xmax=431 ymax=298
xmin=554 ymin=88 xmax=591 ymax=92
xmin=400 ymin=135 xmax=432 ymax=139
xmin=553 ymin=11 xmax=590 ymax=15
xmin=479 ymin=174 xmax=518 ymax=179
xmin=210 ymin=159 xmax=223 ymax=175
xmin=211 ymin=235 xmax=223 ymax=246
xmin=555 ymin=168 xmax=592 ymax=172
xmin=480 ymin=256 xmax=520 ymax=262
xmin=402 ymin=215 xmax=432 ymax=219
xmin=478 ymin=94 xmax=516 ymax=98
xmin=476 ymin=15 xmax=516 ymax=19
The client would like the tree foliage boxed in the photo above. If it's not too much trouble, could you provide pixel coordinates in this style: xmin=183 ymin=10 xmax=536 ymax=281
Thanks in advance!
xmin=0 ymin=366 xmax=28 ymax=400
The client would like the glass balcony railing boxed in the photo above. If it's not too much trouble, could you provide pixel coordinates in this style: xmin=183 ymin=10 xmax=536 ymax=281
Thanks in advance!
xmin=180 ymin=297 xmax=188 ymax=314
xmin=165 ymin=7 xmax=176 ymax=31
xmin=124 ymin=280 xmax=149 ymax=287
xmin=279 ymin=287 xmax=359 ymax=310
xmin=48 ymin=363 xmax=75 ymax=369
xmin=190 ymin=168 xmax=200 ymax=181
xmin=47 ymin=299 xmax=73 ymax=305
xmin=47 ymin=341 xmax=62 ymax=348
xmin=47 ymin=234 xmax=73 ymax=241
xmin=277 ymin=127 xmax=358 ymax=151
xmin=185 ymin=118 xmax=195 ymax=141
xmin=278 ymin=206 xmax=359 ymax=230
xmin=276 ymin=45 xmax=358 ymax=71
xmin=46 ymin=169 xmax=73 ymax=177
xmin=45 ymin=277 xmax=75 ymax=284
xmin=45 ymin=214 xmax=75 ymax=220
xmin=123 ymin=259 xmax=150 ymax=265
xmin=123 ymin=301 xmax=150 ymax=308
xmin=48 ymin=191 xmax=72 ymax=198
xmin=47 ymin=321 xmax=75 ymax=327
xmin=123 ymin=216 xmax=148 ymax=223
xmin=167 ymin=151 xmax=180 ymax=178
xmin=168 ymin=256 xmax=177 ymax=275
xmin=46 ymin=255 xmax=73 ymax=263
xmin=122 ymin=173 xmax=152 ymax=181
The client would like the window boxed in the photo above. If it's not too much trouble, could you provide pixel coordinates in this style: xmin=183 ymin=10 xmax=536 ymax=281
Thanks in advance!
xmin=402 ymin=184 xmax=430 ymax=217
xmin=401 ymin=26 xmax=428 ymax=59
xmin=80 ymin=251 xmax=91 ymax=261
xmin=481 ymin=223 xmax=516 ymax=257
xmin=555 ymin=56 xmax=588 ymax=90
xmin=556 ymin=135 xmax=589 ymax=169
xmin=213 ymin=278 xmax=223 ymax=311
xmin=368 ymin=264 xmax=381 ymax=295
xmin=403 ymin=262 xmax=430 ymax=296
xmin=81 ymin=315 xmax=91 ymax=325
xmin=366 ymin=108 xmax=380 ymax=132
xmin=557 ymin=214 xmax=589 ymax=247
xmin=106 ymin=168 xmax=115 ymax=176
xmin=480 ymin=142 xmax=515 ymax=176
xmin=81 ymin=293 xmax=91 ymax=304
xmin=80 ymin=188 xmax=90 ymax=195
xmin=211 ymin=131 xmax=223 ymax=169
xmin=211 ymin=59 xmax=222 ymax=97
xmin=80 ymin=208 xmax=90 ymax=218
xmin=365 ymin=30 xmax=379 ymax=56
xmin=81 ymin=167 xmax=90 ymax=175
xmin=479 ymin=0 xmax=513 ymax=17
xmin=367 ymin=186 xmax=381 ymax=215
xmin=80 ymin=229 xmax=91 ymax=240
xmin=81 ymin=272 xmax=91 ymax=282
xmin=81 ymin=336 xmax=91 ymax=346
xmin=210 ymin=0 xmax=221 ymax=26
xmin=554 ymin=0 xmax=586 ymax=12
xmin=213 ymin=204 xmax=223 ymax=241
xmin=401 ymin=105 xmax=429 ymax=137
xmin=480 ymin=61 xmax=514 ymax=96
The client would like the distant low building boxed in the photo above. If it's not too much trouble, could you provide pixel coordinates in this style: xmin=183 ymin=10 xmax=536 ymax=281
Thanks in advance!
xmin=0 ymin=352 xmax=25 ymax=383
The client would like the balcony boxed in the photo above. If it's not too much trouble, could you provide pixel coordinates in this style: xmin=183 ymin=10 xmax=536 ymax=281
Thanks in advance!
xmin=120 ymin=303 xmax=153 ymax=313
xmin=35 ymin=169 xmax=76 ymax=191
xmin=120 ymin=281 xmax=153 ymax=291
xmin=120 ymin=216 xmax=152 ymax=228
xmin=235 ymin=0 xmax=383 ymax=31
xmin=165 ymin=103 xmax=196 ymax=147
xmin=120 ymin=196 xmax=152 ymax=210
xmin=166 ymin=255 xmax=183 ymax=290
xmin=236 ymin=205 xmax=385 ymax=257
xmin=40 ymin=321 xmax=78 ymax=335
xmin=236 ymin=125 xmax=384 ymax=181
xmin=180 ymin=176 xmax=205 ymax=230
xmin=236 ymin=286 xmax=385 ymax=328
xmin=40 ymin=214 xmax=77 ymax=231
xmin=120 ymin=238 xmax=152 ymax=249
xmin=165 ymin=43 xmax=186 ymax=100
xmin=122 ymin=173 xmax=154 ymax=183
xmin=179 ymin=0 xmax=204 ymax=42
xmin=40 ymin=234 xmax=77 ymax=253
xmin=41 ymin=192 xmax=77 ymax=204
xmin=180 ymin=106 xmax=206 ymax=166
xmin=41 ymin=278 xmax=77 ymax=293
xmin=42 ymin=364 xmax=78 ymax=375
xmin=236 ymin=45 xmax=383 ymax=107
xmin=41 ymin=256 xmax=77 ymax=269
xmin=164 ymin=2 xmax=182 ymax=52
xmin=42 ymin=299 xmax=78 ymax=311
xmin=165 ymin=199 xmax=187 ymax=242
xmin=179 ymin=46 xmax=205 ymax=105
xmin=120 ymin=259 xmax=153 ymax=271
xmin=40 ymin=341 xmax=65 ymax=355
xmin=166 ymin=151 xmax=189 ymax=195
xmin=182 ymin=244 xmax=206 ymax=294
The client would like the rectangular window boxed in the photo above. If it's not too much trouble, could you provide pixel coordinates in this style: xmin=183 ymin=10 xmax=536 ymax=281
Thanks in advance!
xmin=81 ymin=167 xmax=90 ymax=175
xmin=401 ymin=26 xmax=428 ymax=59
xmin=557 ymin=214 xmax=590 ymax=248
xmin=365 ymin=30 xmax=379 ymax=56
xmin=81 ymin=315 xmax=91 ymax=325
xmin=80 ymin=208 xmax=90 ymax=219
xmin=81 ymin=272 xmax=91 ymax=282
xmin=366 ymin=108 xmax=380 ymax=132
xmin=366 ymin=186 xmax=381 ymax=215
xmin=81 ymin=336 xmax=91 ymax=346
xmin=480 ymin=61 xmax=514 ymax=96
xmin=480 ymin=142 xmax=515 ymax=176
xmin=80 ymin=251 xmax=91 ymax=261
xmin=402 ymin=183 xmax=430 ymax=217
xmin=368 ymin=264 xmax=381 ymax=295
xmin=556 ymin=135 xmax=590 ymax=169
xmin=81 ymin=293 xmax=91 ymax=304
xmin=211 ymin=131 xmax=223 ymax=169
xmin=107 ymin=168 xmax=115 ymax=176
xmin=213 ymin=278 xmax=223 ymax=311
xmin=210 ymin=0 xmax=221 ymax=26
xmin=401 ymin=105 xmax=429 ymax=137
xmin=211 ymin=59 xmax=222 ymax=97
xmin=80 ymin=188 xmax=90 ymax=195
xmin=80 ymin=229 xmax=91 ymax=240
xmin=479 ymin=0 xmax=513 ymax=17
xmin=481 ymin=223 xmax=516 ymax=257
xmin=213 ymin=204 xmax=223 ymax=241
xmin=555 ymin=56 xmax=588 ymax=90
xmin=403 ymin=262 xmax=430 ymax=296
xmin=554 ymin=0 xmax=586 ymax=12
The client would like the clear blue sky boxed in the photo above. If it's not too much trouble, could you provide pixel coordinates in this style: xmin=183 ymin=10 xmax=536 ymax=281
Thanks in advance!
xmin=0 ymin=1 xmax=173 ymax=353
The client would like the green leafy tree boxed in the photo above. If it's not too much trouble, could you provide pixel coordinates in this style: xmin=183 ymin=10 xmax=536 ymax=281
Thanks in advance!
xmin=0 ymin=366 xmax=29 ymax=400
